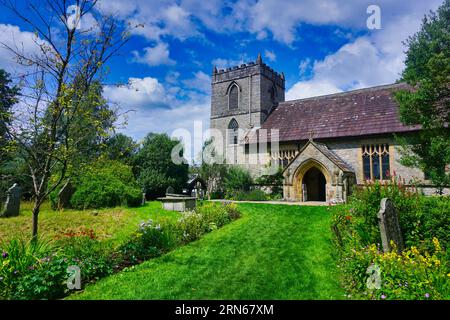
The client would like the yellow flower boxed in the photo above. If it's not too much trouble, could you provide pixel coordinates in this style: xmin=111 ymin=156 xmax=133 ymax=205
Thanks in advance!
xmin=432 ymin=238 xmax=442 ymax=252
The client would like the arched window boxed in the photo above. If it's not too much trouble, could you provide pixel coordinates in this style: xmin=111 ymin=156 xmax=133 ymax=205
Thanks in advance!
xmin=228 ymin=118 xmax=239 ymax=145
xmin=269 ymin=84 xmax=277 ymax=103
xmin=228 ymin=84 xmax=239 ymax=110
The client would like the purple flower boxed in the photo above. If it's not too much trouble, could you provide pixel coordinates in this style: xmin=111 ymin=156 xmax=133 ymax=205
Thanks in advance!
xmin=1 ymin=252 xmax=8 ymax=258
xmin=425 ymin=293 xmax=430 ymax=299
xmin=13 ymin=270 xmax=18 ymax=275
xmin=381 ymin=294 xmax=386 ymax=300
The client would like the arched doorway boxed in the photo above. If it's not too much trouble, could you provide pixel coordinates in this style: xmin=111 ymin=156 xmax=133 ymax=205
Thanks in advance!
xmin=302 ymin=167 xmax=326 ymax=202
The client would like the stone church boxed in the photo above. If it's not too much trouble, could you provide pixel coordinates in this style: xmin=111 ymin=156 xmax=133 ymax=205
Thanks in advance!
xmin=210 ymin=54 xmax=444 ymax=203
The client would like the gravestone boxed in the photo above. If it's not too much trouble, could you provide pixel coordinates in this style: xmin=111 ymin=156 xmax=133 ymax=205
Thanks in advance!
xmin=377 ymin=198 xmax=404 ymax=253
xmin=57 ymin=181 xmax=75 ymax=210
xmin=166 ymin=186 xmax=175 ymax=195
xmin=1 ymin=183 xmax=22 ymax=218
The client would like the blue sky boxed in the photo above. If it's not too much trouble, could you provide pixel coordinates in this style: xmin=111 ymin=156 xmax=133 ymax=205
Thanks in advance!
xmin=0 ymin=0 xmax=444 ymax=153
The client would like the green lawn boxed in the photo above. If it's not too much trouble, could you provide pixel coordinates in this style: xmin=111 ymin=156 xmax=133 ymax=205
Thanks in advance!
xmin=71 ymin=203 xmax=344 ymax=300
xmin=0 ymin=202 xmax=180 ymax=246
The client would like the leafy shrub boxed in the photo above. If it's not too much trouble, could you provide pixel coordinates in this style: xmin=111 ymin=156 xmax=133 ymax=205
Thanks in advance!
xmin=14 ymin=256 xmax=69 ymax=300
xmin=255 ymin=168 xmax=284 ymax=199
xmin=345 ymin=177 xmax=421 ymax=245
xmin=137 ymin=168 xmax=176 ymax=199
xmin=56 ymin=232 xmax=115 ymax=283
xmin=331 ymin=177 xmax=450 ymax=300
xmin=0 ymin=238 xmax=59 ymax=299
xmin=223 ymin=202 xmax=241 ymax=220
xmin=134 ymin=133 xmax=189 ymax=199
xmin=70 ymin=160 xmax=142 ymax=209
xmin=230 ymin=189 xmax=268 ymax=201
xmin=177 ymin=211 xmax=208 ymax=243
xmin=224 ymin=167 xmax=253 ymax=198
xmin=119 ymin=219 xmax=180 ymax=265
xmin=339 ymin=239 xmax=449 ymax=300
xmin=197 ymin=202 xmax=231 ymax=228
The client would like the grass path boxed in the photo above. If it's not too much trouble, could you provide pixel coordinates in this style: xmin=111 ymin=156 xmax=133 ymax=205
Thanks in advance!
xmin=72 ymin=203 xmax=344 ymax=300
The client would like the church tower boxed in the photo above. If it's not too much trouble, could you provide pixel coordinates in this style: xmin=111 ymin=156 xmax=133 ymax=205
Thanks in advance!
xmin=209 ymin=53 xmax=285 ymax=165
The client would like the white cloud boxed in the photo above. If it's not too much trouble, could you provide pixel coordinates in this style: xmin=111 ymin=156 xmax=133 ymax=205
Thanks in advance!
xmin=132 ymin=42 xmax=175 ymax=66
xmin=97 ymin=0 xmax=200 ymax=42
xmin=182 ymin=71 xmax=211 ymax=93
xmin=97 ymin=0 xmax=443 ymax=47
xmin=212 ymin=58 xmax=245 ymax=70
xmin=286 ymin=1 xmax=443 ymax=100
xmin=286 ymin=37 xmax=402 ymax=100
xmin=298 ymin=58 xmax=311 ymax=76
xmin=264 ymin=49 xmax=276 ymax=62
xmin=0 ymin=24 xmax=45 ymax=74
xmin=104 ymin=77 xmax=170 ymax=110
xmin=105 ymin=75 xmax=211 ymax=161
xmin=286 ymin=80 xmax=342 ymax=100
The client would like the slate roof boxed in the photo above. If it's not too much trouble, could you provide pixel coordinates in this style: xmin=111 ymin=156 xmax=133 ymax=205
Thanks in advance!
xmin=254 ymin=83 xmax=420 ymax=143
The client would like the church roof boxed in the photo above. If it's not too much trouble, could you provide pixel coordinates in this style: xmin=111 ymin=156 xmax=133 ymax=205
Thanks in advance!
xmin=256 ymin=83 xmax=420 ymax=143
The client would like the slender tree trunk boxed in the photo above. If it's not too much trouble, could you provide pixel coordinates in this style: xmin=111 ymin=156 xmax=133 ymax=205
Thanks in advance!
xmin=32 ymin=198 xmax=41 ymax=240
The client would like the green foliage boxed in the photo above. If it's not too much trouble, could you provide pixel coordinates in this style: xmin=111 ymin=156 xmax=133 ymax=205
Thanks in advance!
xmin=1 ymin=201 xmax=242 ymax=300
xmin=105 ymin=133 xmax=138 ymax=165
xmin=70 ymin=160 xmax=142 ymax=209
xmin=224 ymin=166 xmax=253 ymax=198
xmin=121 ymin=202 xmax=241 ymax=261
xmin=0 ymin=238 xmax=57 ymax=299
xmin=395 ymin=0 xmax=450 ymax=191
xmin=57 ymin=234 xmax=116 ymax=283
xmin=177 ymin=211 xmax=208 ymax=243
xmin=137 ymin=168 xmax=176 ymax=199
xmin=0 ymin=69 xmax=19 ymax=158
xmin=338 ymin=239 xmax=449 ymax=300
xmin=119 ymin=219 xmax=179 ymax=265
xmin=255 ymin=167 xmax=284 ymax=198
xmin=230 ymin=189 xmax=268 ymax=201
xmin=134 ymin=133 xmax=189 ymax=198
xmin=0 ymin=69 xmax=20 ymax=202
xmin=331 ymin=178 xmax=450 ymax=300
xmin=196 ymin=138 xmax=229 ymax=198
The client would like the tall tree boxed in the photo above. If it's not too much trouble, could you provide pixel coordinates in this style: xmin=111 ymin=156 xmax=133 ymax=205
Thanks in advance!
xmin=134 ymin=133 xmax=189 ymax=198
xmin=0 ymin=69 xmax=20 ymax=202
xmin=0 ymin=69 xmax=19 ymax=163
xmin=105 ymin=133 xmax=138 ymax=165
xmin=1 ymin=0 xmax=135 ymax=238
xmin=395 ymin=0 xmax=450 ymax=193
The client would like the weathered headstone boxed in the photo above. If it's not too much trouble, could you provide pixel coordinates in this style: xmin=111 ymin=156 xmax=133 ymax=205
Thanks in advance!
xmin=378 ymin=198 xmax=404 ymax=253
xmin=166 ymin=186 xmax=175 ymax=195
xmin=57 ymin=181 xmax=75 ymax=210
xmin=141 ymin=192 xmax=146 ymax=205
xmin=0 ymin=183 xmax=22 ymax=218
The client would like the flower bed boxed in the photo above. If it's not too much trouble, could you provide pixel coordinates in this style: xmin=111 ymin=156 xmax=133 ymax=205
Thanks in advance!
xmin=0 ymin=202 xmax=241 ymax=300
xmin=331 ymin=177 xmax=450 ymax=300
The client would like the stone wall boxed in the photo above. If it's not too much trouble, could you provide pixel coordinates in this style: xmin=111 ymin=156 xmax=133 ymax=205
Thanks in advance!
xmin=210 ymin=58 xmax=285 ymax=170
